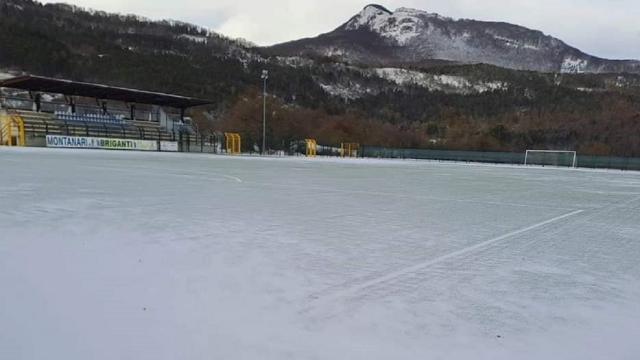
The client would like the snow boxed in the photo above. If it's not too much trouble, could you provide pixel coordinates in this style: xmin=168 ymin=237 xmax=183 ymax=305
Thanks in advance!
xmin=5 ymin=2 xmax=23 ymax=11
xmin=345 ymin=6 xmax=426 ymax=45
xmin=2 ymin=147 xmax=640 ymax=360
xmin=275 ymin=56 xmax=315 ymax=68
xmin=396 ymin=7 xmax=452 ymax=21
xmin=374 ymin=68 xmax=425 ymax=86
xmin=321 ymin=47 xmax=347 ymax=57
xmin=561 ymin=57 xmax=589 ymax=73
xmin=491 ymin=34 xmax=540 ymax=51
xmin=178 ymin=34 xmax=208 ymax=44
xmin=319 ymin=82 xmax=370 ymax=99
xmin=374 ymin=68 xmax=507 ymax=94
xmin=0 ymin=71 xmax=14 ymax=80
xmin=347 ymin=5 xmax=391 ymax=28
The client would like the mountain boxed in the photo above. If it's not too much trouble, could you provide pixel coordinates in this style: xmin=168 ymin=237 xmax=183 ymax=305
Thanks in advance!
xmin=267 ymin=4 xmax=640 ymax=74
xmin=2 ymin=0 xmax=640 ymax=157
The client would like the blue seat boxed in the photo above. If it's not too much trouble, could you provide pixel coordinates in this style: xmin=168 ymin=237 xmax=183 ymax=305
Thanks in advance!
xmin=55 ymin=112 xmax=124 ymax=125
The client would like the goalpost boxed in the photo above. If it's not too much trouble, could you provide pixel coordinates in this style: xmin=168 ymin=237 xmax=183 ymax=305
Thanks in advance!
xmin=524 ymin=150 xmax=577 ymax=168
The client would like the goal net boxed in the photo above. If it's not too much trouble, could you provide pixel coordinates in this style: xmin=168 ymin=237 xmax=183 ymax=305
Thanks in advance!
xmin=524 ymin=150 xmax=577 ymax=168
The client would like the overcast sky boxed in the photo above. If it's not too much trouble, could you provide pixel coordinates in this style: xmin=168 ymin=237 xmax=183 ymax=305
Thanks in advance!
xmin=41 ymin=0 xmax=640 ymax=59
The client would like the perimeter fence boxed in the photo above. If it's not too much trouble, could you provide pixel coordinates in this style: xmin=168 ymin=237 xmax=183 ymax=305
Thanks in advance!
xmin=361 ymin=147 xmax=640 ymax=171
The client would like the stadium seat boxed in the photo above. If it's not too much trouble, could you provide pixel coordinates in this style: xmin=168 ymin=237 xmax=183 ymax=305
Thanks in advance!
xmin=54 ymin=111 xmax=125 ymax=125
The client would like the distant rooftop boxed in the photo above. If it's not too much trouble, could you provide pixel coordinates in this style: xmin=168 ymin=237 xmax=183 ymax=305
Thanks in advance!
xmin=0 ymin=75 xmax=213 ymax=109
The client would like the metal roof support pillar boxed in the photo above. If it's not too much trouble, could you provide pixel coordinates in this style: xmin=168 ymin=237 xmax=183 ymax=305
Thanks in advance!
xmin=65 ymin=96 xmax=76 ymax=114
xmin=29 ymin=92 xmax=42 ymax=112
xmin=130 ymin=104 xmax=136 ymax=121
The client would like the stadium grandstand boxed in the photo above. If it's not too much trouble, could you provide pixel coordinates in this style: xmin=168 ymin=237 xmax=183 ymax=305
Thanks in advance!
xmin=0 ymin=75 xmax=215 ymax=152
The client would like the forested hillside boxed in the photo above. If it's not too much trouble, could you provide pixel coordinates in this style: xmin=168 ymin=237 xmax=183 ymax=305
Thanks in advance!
xmin=1 ymin=0 xmax=640 ymax=156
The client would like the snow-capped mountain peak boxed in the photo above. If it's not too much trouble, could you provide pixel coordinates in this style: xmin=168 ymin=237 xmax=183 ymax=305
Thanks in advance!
xmin=344 ymin=5 xmax=431 ymax=45
xmin=268 ymin=4 xmax=640 ymax=74
xmin=344 ymin=5 xmax=391 ymax=31
xmin=354 ymin=4 xmax=392 ymax=18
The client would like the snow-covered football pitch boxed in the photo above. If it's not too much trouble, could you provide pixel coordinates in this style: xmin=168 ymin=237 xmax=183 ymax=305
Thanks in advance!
xmin=1 ymin=147 xmax=640 ymax=360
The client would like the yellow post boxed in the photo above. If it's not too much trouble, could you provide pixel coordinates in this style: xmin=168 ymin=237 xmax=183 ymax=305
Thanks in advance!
xmin=234 ymin=134 xmax=241 ymax=154
xmin=1 ymin=116 xmax=10 ymax=146
xmin=14 ymin=115 xmax=25 ymax=146
xmin=340 ymin=143 xmax=359 ymax=158
xmin=1 ymin=114 xmax=7 ymax=145
xmin=224 ymin=133 xmax=241 ymax=155
xmin=0 ymin=114 xmax=25 ymax=147
xmin=305 ymin=139 xmax=317 ymax=157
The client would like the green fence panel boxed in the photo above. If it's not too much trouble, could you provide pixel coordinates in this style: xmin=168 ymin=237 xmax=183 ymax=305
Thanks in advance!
xmin=363 ymin=147 xmax=525 ymax=165
xmin=577 ymin=156 xmax=640 ymax=171
xmin=362 ymin=146 xmax=640 ymax=171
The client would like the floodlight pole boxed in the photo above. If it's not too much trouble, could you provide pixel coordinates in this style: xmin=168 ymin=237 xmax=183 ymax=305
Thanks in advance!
xmin=261 ymin=70 xmax=269 ymax=155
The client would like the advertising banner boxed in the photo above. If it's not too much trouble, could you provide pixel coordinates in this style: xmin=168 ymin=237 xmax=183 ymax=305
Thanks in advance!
xmin=46 ymin=135 xmax=158 ymax=151
xmin=159 ymin=141 xmax=179 ymax=152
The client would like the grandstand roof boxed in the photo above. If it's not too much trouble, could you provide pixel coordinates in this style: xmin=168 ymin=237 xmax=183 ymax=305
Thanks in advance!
xmin=0 ymin=75 xmax=212 ymax=109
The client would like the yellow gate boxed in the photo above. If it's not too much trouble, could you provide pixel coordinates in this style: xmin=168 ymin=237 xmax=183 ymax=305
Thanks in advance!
xmin=0 ymin=114 xmax=26 ymax=147
xmin=224 ymin=133 xmax=241 ymax=155
xmin=341 ymin=143 xmax=359 ymax=158
xmin=305 ymin=139 xmax=317 ymax=157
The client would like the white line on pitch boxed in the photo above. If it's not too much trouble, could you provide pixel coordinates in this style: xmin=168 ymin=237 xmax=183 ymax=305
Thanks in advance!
xmin=222 ymin=175 xmax=243 ymax=183
xmin=306 ymin=209 xmax=585 ymax=310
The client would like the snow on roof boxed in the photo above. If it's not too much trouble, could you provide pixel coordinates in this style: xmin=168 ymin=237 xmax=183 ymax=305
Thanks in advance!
xmin=0 ymin=71 xmax=15 ymax=80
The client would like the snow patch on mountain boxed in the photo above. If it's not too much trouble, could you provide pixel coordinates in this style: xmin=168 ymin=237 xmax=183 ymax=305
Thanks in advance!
xmin=374 ymin=68 xmax=507 ymax=94
xmin=491 ymin=34 xmax=540 ymax=51
xmin=274 ymin=56 xmax=315 ymax=68
xmin=323 ymin=47 xmax=347 ymax=57
xmin=178 ymin=34 xmax=208 ymax=44
xmin=347 ymin=5 xmax=391 ymax=27
xmin=345 ymin=5 xmax=427 ymax=45
xmin=316 ymin=67 xmax=507 ymax=100
xmin=319 ymin=83 xmax=372 ymax=100
xmin=374 ymin=68 xmax=427 ymax=86
xmin=6 ymin=2 xmax=23 ymax=10
xmin=561 ymin=57 xmax=589 ymax=73
xmin=227 ymin=47 xmax=266 ymax=68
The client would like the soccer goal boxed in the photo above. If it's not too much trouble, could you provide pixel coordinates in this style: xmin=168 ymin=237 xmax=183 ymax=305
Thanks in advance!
xmin=524 ymin=150 xmax=577 ymax=168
